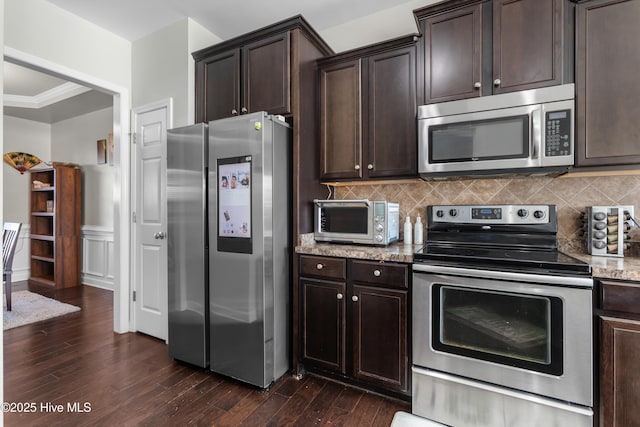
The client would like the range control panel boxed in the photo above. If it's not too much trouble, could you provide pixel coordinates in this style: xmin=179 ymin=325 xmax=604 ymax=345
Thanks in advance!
xmin=430 ymin=205 xmax=551 ymax=225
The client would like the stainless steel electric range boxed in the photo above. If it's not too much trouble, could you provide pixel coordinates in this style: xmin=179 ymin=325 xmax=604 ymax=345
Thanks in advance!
xmin=412 ymin=205 xmax=593 ymax=427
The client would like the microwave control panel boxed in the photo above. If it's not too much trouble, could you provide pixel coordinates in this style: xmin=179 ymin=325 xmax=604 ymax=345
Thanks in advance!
xmin=545 ymin=110 xmax=572 ymax=157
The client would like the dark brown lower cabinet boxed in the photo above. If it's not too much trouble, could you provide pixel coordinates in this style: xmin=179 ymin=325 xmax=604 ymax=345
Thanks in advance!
xmin=598 ymin=279 xmax=640 ymax=426
xmin=599 ymin=316 xmax=640 ymax=427
xmin=352 ymin=284 xmax=407 ymax=392
xmin=299 ymin=255 xmax=410 ymax=397
xmin=301 ymin=278 xmax=346 ymax=374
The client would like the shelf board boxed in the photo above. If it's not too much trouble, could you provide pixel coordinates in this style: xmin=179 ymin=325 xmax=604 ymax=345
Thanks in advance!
xmin=32 ymin=212 xmax=55 ymax=217
xmin=31 ymin=234 xmax=55 ymax=241
xmin=32 ymin=255 xmax=55 ymax=263
xmin=32 ymin=187 xmax=54 ymax=192
xmin=28 ymin=276 xmax=56 ymax=288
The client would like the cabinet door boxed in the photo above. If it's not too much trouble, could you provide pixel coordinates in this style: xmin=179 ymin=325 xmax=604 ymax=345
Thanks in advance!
xmin=421 ymin=3 xmax=483 ymax=103
xmin=320 ymin=60 xmax=363 ymax=180
xmin=366 ymin=46 xmax=417 ymax=178
xmin=600 ymin=316 xmax=640 ymax=426
xmin=301 ymin=278 xmax=346 ymax=374
xmin=196 ymin=49 xmax=241 ymax=122
xmin=243 ymin=33 xmax=291 ymax=115
xmin=493 ymin=0 xmax=563 ymax=94
xmin=352 ymin=284 xmax=408 ymax=392
xmin=575 ymin=0 xmax=640 ymax=167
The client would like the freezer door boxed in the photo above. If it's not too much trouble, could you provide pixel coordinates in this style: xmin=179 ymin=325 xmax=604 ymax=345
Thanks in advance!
xmin=167 ymin=123 xmax=208 ymax=368
xmin=208 ymin=112 xmax=291 ymax=388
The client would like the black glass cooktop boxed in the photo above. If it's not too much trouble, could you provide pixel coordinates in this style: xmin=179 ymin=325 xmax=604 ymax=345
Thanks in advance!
xmin=414 ymin=244 xmax=592 ymax=276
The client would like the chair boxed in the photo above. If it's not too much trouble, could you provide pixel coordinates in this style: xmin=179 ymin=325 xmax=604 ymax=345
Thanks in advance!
xmin=3 ymin=222 xmax=22 ymax=311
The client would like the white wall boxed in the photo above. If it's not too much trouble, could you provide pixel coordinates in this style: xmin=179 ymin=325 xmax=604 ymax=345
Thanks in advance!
xmin=4 ymin=0 xmax=131 ymax=90
xmin=51 ymin=107 xmax=114 ymax=227
xmin=2 ymin=116 xmax=51 ymax=224
xmin=320 ymin=0 xmax=441 ymax=52
xmin=132 ymin=18 xmax=220 ymax=127
xmin=187 ymin=19 xmax=222 ymax=124
xmin=51 ymin=107 xmax=113 ymax=165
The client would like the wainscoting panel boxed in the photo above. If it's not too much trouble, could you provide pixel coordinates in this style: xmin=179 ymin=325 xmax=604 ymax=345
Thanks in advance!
xmin=81 ymin=226 xmax=114 ymax=290
xmin=11 ymin=224 xmax=31 ymax=282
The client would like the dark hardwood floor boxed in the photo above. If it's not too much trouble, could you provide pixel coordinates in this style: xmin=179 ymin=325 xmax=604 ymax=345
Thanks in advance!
xmin=4 ymin=282 xmax=409 ymax=426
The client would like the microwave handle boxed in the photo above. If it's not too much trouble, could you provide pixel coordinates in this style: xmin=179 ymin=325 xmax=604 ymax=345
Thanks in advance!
xmin=531 ymin=108 xmax=542 ymax=159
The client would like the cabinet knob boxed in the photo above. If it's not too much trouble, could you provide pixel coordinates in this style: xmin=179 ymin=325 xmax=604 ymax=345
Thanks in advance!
xmin=367 ymin=164 xmax=373 ymax=170
xmin=474 ymin=82 xmax=481 ymax=89
xmin=354 ymin=165 xmax=360 ymax=171
xmin=231 ymin=109 xmax=238 ymax=115
xmin=352 ymin=295 xmax=359 ymax=302
xmin=241 ymin=107 xmax=248 ymax=114
xmin=337 ymin=293 xmax=343 ymax=300
xmin=154 ymin=231 xmax=166 ymax=240
xmin=493 ymin=78 xmax=501 ymax=87
xmin=316 ymin=263 xmax=323 ymax=270
xmin=373 ymin=269 xmax=381 ymax=277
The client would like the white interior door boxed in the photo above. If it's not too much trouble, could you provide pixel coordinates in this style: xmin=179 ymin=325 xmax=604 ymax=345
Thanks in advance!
xmin=132 ymin=100 xmax=172 ymax=341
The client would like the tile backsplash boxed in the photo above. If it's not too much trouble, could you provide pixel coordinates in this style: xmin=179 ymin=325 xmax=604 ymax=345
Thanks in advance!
xmin=334 ymin=175 xmax=640 ymax=252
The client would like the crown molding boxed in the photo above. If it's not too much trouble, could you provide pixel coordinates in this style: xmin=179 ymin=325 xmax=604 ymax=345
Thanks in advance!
xmin=4 ymin=82 xmax=91 ymax=109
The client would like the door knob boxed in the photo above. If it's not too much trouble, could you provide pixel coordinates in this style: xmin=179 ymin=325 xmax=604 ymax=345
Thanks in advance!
xmin=154 ymin=231 xmax=166 ymax=239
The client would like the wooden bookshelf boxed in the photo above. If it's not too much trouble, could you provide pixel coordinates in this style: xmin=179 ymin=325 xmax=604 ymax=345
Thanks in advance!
xmin=28 ymin=163 xmax=81 ymax=293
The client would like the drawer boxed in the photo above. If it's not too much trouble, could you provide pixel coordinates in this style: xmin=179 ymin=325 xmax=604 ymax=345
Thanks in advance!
xmin=300 ymin=255 xmax=346 ymax=281
xmin=601 ymin=280 xmax=640 ymax=315
xmin=350 ymin=260 xmax=408 ymax=289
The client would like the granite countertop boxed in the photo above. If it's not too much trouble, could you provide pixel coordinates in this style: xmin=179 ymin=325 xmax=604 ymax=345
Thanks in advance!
xmin=295 ymin=236 xmax=640 ymax=282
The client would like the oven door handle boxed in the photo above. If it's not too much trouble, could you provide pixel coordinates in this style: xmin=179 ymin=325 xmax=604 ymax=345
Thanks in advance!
xmin=412 ymin=263 xmax=593 ymax=288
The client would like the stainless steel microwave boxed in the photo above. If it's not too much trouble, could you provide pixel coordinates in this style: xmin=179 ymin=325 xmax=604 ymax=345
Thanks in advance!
xmin=418 ymin=84 xmax=575 ymax=178
xmin=314 ymin=199 xmax=399 ymax=246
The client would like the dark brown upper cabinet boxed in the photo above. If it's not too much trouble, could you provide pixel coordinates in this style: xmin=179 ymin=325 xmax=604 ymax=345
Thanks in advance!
xmin=575 ymin=0 xmax=640 ymax=167
xmin=193 ymin=16 xmax=332 ymax=123
xmin=415 ymin=0 xmax=573 ymax=104
xmin=195 ymin=33 xmax=290 ymax=122
xmin=318 ymin=36 xmax=418 ymax=181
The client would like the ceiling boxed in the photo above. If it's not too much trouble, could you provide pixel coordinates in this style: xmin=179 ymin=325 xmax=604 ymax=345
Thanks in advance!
xmin=45 ymin=0 xmax=420 ymax=42
xmin=3 ymin=0 xmax=422 ymax=124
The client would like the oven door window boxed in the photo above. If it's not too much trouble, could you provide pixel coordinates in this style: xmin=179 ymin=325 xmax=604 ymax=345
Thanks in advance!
xmin=433 ymin=285 xmax=563 ymax=375
xmin=429 ymin=115 xmax=529 ymax=163
xmin=320 ymin=207 xmax=369 ymax=234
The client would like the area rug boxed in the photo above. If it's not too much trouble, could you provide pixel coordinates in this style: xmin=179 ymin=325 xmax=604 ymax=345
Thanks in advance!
xmin=3 ymin=291 xmax=81 ymax=330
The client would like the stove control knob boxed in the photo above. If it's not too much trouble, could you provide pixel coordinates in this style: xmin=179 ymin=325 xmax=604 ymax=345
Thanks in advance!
xmin=593 ymin=212 xmax=606 ymax=221
xmin=594 ymin=222 xmax=606 ymax=230
xmin=594 ymin=240 xmax=606 ymax=250
xmin=517 ymin=209 xmax=529 ymax=218
xmin=449 ymin=209 xmax=459 ymax=217
xmin=375 ymin=223 xmax=384 ymax=232
xmin=533 ymin=210 xmax=546 ymax=219
xmin=436 ymin=210 xmax=444 ymax=218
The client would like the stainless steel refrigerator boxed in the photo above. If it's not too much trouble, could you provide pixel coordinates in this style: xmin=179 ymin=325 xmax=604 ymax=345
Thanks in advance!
xmin=167 ymin=113 xmax=291 ymax=388
xmin=208 ymin=112 xmax=291 ymax=388
xmin=167 ymin=123 xmax=209 ymax=368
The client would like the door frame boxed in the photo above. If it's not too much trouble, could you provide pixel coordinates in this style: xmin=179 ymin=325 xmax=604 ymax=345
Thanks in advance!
xmin=3 ymin=46 xmax=132 ymax=333
xmin=130 ymin=98 xmax=173 ymax=338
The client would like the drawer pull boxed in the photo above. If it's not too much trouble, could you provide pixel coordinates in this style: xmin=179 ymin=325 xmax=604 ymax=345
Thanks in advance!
xmin=373 ymin=269 xmax=381 ymax=277
xmin=352 ymin=295 xmax=359 ymax=302
xmin=337 ymin=293 xmax=343 ymax=300
xmin=316 ymin=263 xmax=323 ymax=270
